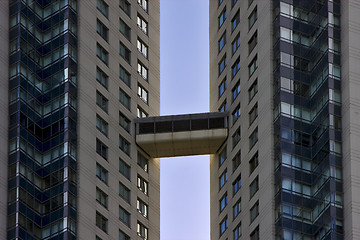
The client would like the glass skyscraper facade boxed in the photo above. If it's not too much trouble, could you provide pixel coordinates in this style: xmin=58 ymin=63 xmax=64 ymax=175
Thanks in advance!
xmin=273 ymin=0 xmax=343 ymax=239
xmin=7 ymin=1 xmax=78 ymax=239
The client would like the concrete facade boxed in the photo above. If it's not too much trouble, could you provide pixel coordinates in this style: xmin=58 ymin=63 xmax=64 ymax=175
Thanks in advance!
xmin=76 ymin=0 xmax=160 ymax=239
xmin=341 ymin=1 xmax=360 ymax=239
xmin=209 ymin=1 xmax=274 ymax=239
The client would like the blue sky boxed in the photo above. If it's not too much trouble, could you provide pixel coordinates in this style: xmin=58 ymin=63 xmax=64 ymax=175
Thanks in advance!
xmin=160 ymin=1 xmax=210 ymax=240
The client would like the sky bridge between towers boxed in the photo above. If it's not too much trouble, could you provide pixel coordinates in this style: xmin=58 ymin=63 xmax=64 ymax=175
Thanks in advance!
xmin=135 ymin=112 xmax=228 ymax=158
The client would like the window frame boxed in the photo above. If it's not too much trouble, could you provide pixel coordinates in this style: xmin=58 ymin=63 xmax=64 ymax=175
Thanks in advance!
xmin=248 ymin=7 xmax=257 ymax=30
xmin=96 ymin=139 xmax=108 ymax=160
xmin=119 ymin=158 xmax=131 ymax=179
xmin=97 ymin=0 xmax=109 ymax=18
xmin=96 ymin=91 xmax=108 ymax=113
xmin=97 ymin=19 xmax=109 ymax=41
xmin=119 ymin=0 xmax=131 ymax=17
xmin=96 ymin=43 xmax=109 ymax=65
xmin=120 ymin=41 xmax=131 ymax=63
xmin=218 ymin=8 xmax=227 ymax=28
xmin=96 ymin=211 xmax=108 ymax=233
xmin=219 ymin=31 xmax=226 ymax=53
xmin=219 ymin=54 xmax=227 ymax=76
xmin=137 ymin=15 xmax=148 ymax=34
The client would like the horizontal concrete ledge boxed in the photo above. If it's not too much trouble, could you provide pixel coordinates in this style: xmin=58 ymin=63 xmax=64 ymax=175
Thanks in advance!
xmin=136 ymin=128 xmax=228 ymax=158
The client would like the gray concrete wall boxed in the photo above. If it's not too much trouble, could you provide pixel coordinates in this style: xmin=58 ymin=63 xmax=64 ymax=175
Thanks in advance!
xmin=209 ymin=0 xmax=274 ymax=239
xmin=76 ymin=0 xmax=160 ymax=239
xmin=341 ymin=1 xmax=360 ymax=239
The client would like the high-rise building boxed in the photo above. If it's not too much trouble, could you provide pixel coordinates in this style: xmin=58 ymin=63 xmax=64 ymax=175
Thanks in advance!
xmin=1 ymin=0 xmax=360 ymax=240
xmin=1 ymin=0 xmax=160 ymax=239
xmin=209 ymin=0 xmax=360 ymax=240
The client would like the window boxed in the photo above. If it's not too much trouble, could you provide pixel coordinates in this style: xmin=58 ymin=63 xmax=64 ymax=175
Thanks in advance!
xmin=219 ymin=8 xmax=226 ymax=28
xmin=232 ymin=33 xmax=240 ymax=55
xmin=96 ymin=211 xmax=108 ymax=233
xmin=138 ymin=0 xmax=148 ymax=12
xmin=249 ymin=103 xmax=258 ymax=125
xmin=97 ymin=0 xmax=108 ymax=18
xmin=249 ymin=0 xmax=254 ymax=6
xmin=232 ymin=0 xmax=238 ymax=7
xmin=232 ymin=57 xmax=240 ymax=78
xmin=250 ymin=176 xmax=259 ymax=198
xmin=137 ymin=62 xmax=148 ymax=80
xmin=232 ymin=11 xmax=240 ymax=31
xmin=249 ymin=55 xmax=258 ymax=77
xmin=137 ymin=222 xmax=148 ymax=239
xmin=97 ymin=43 xmax=108 ymax=65
xmin=248 ymin=31 xmax=257 ymax=54
xmin=96 ymin=139 xmax=108 ymax=160
xmin=137 ymin=15 xmax=148 ymax=34
xmin=233 ymin=174 xmax=241 ymax=195
xmin=119 ymin=230 xmax=130 ymax=240
xmin=219 ymin=0 xmax=223 ymax=6
xmin=137 ymin=106 xmax=148 ymax=118
xmin=248 ymin=80 xmax=258 ymax=102
xmin=96 ymin=187 xmax=108 ymax=208
xmin=119 ymin=158 xmax=130 ymax=179
xmin=249 ymin=7 xmax=257 ymax=30
xmin=249 ymin=127 xmax=258 ymax=149
xmin=119 ymin=112 xmax=130 ymax=132
xmin=232 ymin=150 xmax=241 ymax=172
xmin=137 ymin=175 xmax=148 ymax=195
xmin=119 ymin=135 xmax=130 ymax=155
xmin=232 ymin=127 xmax=241 ymax=148
xmin=137 ymin=198 xmax=148 ymax=218
xmin=137 ymin=84 xmax=148 ymax=104
xmin=138 ymin=151 xmax=149 ymax=172
xmin=250 ymin=226 xmax=259 ymax=240
xmin=219 ymin=170 xmax=228 ymax=189
xmin=220 ymin=216 xmax=228 ymax=235
xmin=96 ymin=236 xmax=102 ymax=240
xmin=249 ymin=152 xmax=259 ymax=174
xmin=137 ymin=38 xmax=148 ymax=58
xmin=96 ymin=91 xmax=108 ymax=113
xmin=119 ymin=18 xmax=131 ymax=40
xmin=119 ymin=0 xmax=130 ymax=16
xmin=232 ymin=81 xmax=240 ymax=102
xmin=96 ymin=115 xmax=108 ymax=136
xmin=96 ymin=163 xmax=108 ymax=184
xmin=219 ymin=55 xmax=227 ymax=75
xmin=250 ymin=201 xmax=259 ymax=222
xmin=220 ymin=193 xmax=228 ymax=212
xmin=97 ymin=19 xmax=108 ymax=41
xmin=232 ymin=104 xmax=241 ymax=124
xmin=219 ymin=147 xmax=227 ymax=167
xmin=118 ymin=206 xmax=130 ymax=227
xmin=120 ymin=42 xmax=131 ymax=63
xmin=96 ymin=67 xmax=108 ymax=89
xmin=234 ymin=224 xmax=242 ymax=240
xmin=219 ymin=100 xmax=227 ymax=112
xmin=119 ymin=65 xmax=131 ymax=86
xmin=219 ymin=78 xmax=227 ymax=98
xmin=219 ymin=32 xmax=226 ymax=52
xmin=233 ymin=198 xmax=241 ymax=219
xmin=119 ymin=181 xmax=130 ymax=203
xmin=119 ymin=88 xmax=131 ymax=110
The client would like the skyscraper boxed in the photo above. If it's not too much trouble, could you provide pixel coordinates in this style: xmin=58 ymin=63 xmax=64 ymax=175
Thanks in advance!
xmin=2 ymin=0 xmax=360 ymax=240
xmin=1 ymin=0 xmax=160 ymax=239
xmin=210 ymin=0 xmax=360 ymax=240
